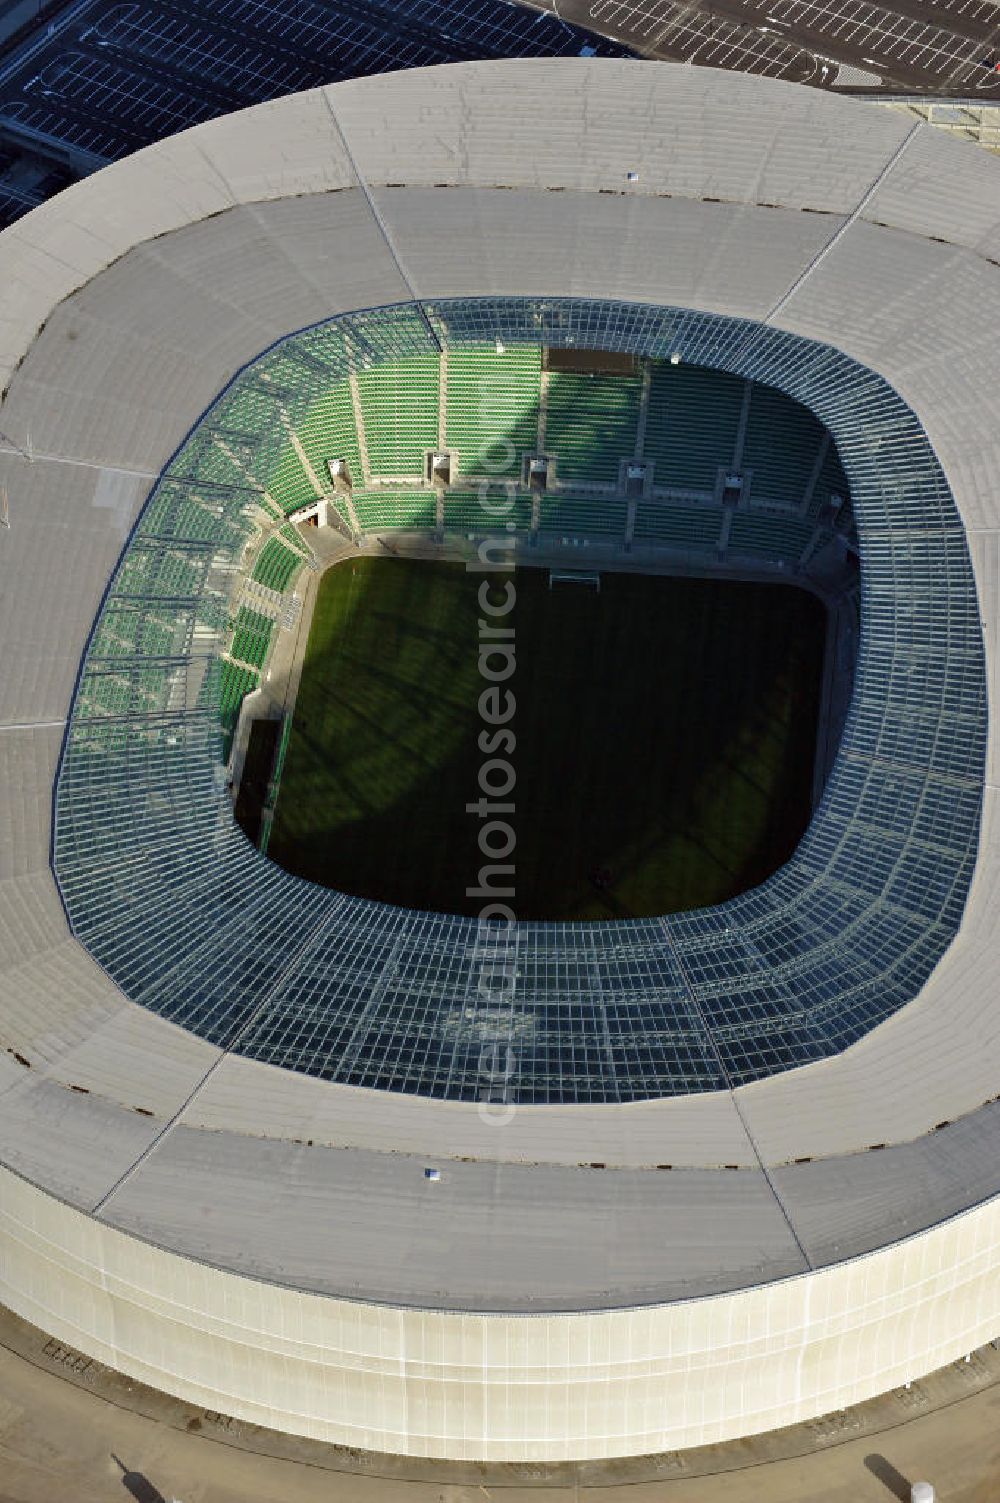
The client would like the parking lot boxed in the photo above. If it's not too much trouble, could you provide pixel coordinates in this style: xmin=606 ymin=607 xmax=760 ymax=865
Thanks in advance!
xmin=548 ymin=0 xmax=1000 ymax=91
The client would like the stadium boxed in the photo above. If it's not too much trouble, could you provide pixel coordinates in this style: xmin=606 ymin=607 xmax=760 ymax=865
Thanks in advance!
xmin=1 ymin=55 xmax=1000 ymax=1475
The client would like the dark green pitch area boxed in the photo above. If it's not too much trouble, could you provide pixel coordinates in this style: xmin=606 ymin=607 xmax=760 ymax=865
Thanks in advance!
xmin=265 ymin=557 xmax=826 ymax=920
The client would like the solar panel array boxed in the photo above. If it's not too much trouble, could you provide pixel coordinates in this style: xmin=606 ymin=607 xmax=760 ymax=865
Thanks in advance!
xmin=52 ymin=296 xmax=987 ymax=1103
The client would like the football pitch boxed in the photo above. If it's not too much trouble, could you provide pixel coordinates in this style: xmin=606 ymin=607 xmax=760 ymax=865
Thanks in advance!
xmin=266 ymin=557 xmax=826 ymax=920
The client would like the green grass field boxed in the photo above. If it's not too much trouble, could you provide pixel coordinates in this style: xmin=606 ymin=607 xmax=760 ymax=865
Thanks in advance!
xmin=265 ymin=558 xmax=825 ymax=920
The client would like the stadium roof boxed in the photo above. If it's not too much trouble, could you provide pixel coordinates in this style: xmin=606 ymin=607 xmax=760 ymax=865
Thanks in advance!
xmin=1 ymin=59 xmax=1000 ymax=1461
xmin=50 ymin=295 xmax=981 ymax=1104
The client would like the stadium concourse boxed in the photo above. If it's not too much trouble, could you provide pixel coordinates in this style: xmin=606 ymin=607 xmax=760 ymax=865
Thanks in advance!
xmin=1 ymin=57 xmax=1000 ymax=1470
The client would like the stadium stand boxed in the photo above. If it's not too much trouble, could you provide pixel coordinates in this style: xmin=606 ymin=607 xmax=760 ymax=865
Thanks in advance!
xmin=161 ymin=334 xmax=867 ymax=612
xmin=280 ymin=523 xmax=310 ymax=555
xmin=545 ymin=368 xmax=642 ymax=482
xmin=214 ymin=382 xmax=286 ymax=445
xmin=443 ymin=488 xmax=533 ymax=531
xmin=728 ymin=511 xmax=815 ymax=562
xmin=539 ymin=492 xmax=628 ymax=536
xmin=357 ymin=354 xmax=440 ymax=478
xmin=742 ymin=383 xmax=831 ymax=506
xmin=251 ymin=535 xmax=307 ymax=595
xmin=634 ymin=502 xmax=723 ymax=551
xmin=294 ymin=381 xmax=364 ymax=497
xmin=810 ymin=436 xmax=852 ymax=520
xmin=261 ymin=447 xmax=314 ymax=517
xmin=242 ymin=352 xmax=854 ymax=573
xmin=116 ymin=544 xmax=205 ymax=601
xmin=77 ymin=664 xmax=170 ymax=719
xmin=91 ymin=605 xmax=177 ymax=660
xmin=230 ymin=606 xmax=274 ymax=670
xmin=168 ymin=436 xmax=260 ymax=497
xmin=441 ymin=490 xmax=483 ymax=532
xmin=142 ymin=611 xmax=184 ymax=656
xmin=352 ymin=489 xmax=438 ymax=530
xmin=445 ymin=342 xmax=542 ymax=476
xmin=143 ymin=489 xmax=230 ymax=545
xmin=326 ymin=493 xmax=357 ymax=532
xmin=644 ymin=363 xmax=745 ymax=490
xmin=215 ymin=659 xmax=260 ymax=757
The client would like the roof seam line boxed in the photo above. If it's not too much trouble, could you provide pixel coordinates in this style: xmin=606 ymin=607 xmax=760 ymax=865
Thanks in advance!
xmin=731 ymin=117 xmax=924 ymax=367
xmin=0 ymin=718 xmax=65 ymax=731
xmin=0 ymin=446 xmax=158 ymax=478
xmin=659 ymin=918 xmax=815 ymax=1274
xmin=320 ymin=88 xmax=442 ymax=354
xmin=89 ymin=904 xmax=335 ymax=1218
xmin=765 ymin=118 xmax=924 ymax=325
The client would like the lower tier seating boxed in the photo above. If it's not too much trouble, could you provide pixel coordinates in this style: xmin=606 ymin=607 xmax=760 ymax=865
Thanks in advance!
xmin=634 ymin=503 xmax=722 ymax=550
xmin=252 ymin=536 xmax=306 ymax=595
xmin=352 ymin=489 xmax=438 ymax=530
xmin=230 ymin=606 xmax=274 ymax=669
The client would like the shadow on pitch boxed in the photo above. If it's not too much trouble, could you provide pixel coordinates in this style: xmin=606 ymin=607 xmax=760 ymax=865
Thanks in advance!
xmin=111 ymin=1455 xmax=168 ymax=1503
xmin=863 ymin=1453 xmax=912 ymax=1500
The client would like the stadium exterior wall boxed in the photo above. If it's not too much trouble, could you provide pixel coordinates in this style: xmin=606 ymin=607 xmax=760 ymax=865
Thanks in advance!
xmin=4 ymin=1164 xmax=1000 ymax=1459
xmin=1 ymin=60 xmax=1000 ymax=1461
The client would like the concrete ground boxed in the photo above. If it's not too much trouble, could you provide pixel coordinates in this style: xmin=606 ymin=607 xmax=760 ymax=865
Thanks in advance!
xmin=1 ymin=1304 xmax=999 ymax=1503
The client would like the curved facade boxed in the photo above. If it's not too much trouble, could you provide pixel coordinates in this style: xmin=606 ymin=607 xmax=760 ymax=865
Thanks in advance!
xmin=2 ymin=60 xmax=1000 ymax=1462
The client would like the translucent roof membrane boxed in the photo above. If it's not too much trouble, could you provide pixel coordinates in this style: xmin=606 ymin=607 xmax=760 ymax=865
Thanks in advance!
xmin=52 ymin=298 xmax=987 ymax=1104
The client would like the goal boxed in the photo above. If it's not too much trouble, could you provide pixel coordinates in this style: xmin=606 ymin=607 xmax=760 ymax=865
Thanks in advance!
xmin=548 ymin=569 xmax=600 ymax=592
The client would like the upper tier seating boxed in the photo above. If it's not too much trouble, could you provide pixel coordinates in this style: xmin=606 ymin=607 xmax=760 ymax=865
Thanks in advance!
xmin=809 ymin=436 xmax=852 ymax=521
xmin=357 ymin=355 xmax=440 ymax=478
xmin=545 ymin=368 xmax=642 ymax=483
xmin=446 ymin=343 xmax=541 ymax=479
xmin=263 ymin=380 xmax=365 ymax=515
xmin=117 ymin=545 xmax=205 ymax=601
xmin=644 ymin=364 xmax=744 ymax=492
xmin=742 ymin=383 xmax=830 ymax=507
